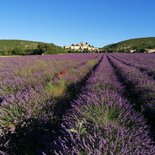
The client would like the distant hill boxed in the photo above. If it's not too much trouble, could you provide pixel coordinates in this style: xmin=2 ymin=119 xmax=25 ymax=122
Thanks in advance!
xmin=0 ymin=40 xmax=65 ymax=55
xmin=101 ymin=37 xmax=155 ymax=53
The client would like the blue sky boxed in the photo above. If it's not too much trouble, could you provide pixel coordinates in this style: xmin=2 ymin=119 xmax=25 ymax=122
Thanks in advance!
xmin=0 ymin=0 xmax=155 ymax=47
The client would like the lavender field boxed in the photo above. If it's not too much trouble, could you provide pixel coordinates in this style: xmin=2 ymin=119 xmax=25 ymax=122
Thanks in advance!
xmin=0 ymin=53 xmax=155 ymax=155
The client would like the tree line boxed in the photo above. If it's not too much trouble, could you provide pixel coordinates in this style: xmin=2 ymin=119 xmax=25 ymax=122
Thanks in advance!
xmin=0 ymin=43 xmax=66 ymax=55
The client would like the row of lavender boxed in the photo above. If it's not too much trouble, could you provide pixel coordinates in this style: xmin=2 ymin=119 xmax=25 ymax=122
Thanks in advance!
xmin=109 ymin=54 xmax=155 ymax=106
xmin=108 ymin=53 xmax=155 ymax=140
xmin=111 ymin=53 xmax=155 ymax=80
xmin=50 ymin=55 xmax=155 ymax=155
xmin=0 ymin=54 xmax=101 ymax=154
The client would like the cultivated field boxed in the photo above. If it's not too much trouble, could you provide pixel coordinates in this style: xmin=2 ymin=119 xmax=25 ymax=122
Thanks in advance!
xmin=0 ymin=53 xmax=155 ymax=154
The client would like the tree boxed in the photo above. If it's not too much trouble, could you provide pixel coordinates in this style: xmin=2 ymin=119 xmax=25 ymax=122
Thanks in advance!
xmin=33 ymin=43 xmax=65 ymax=55
xmin=135 ymin=48 xmax=146 ymax=53
xmin=11 ymin=47 xmax=24 ymax=55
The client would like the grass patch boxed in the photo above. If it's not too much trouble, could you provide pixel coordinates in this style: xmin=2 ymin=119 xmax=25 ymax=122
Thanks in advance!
xmin=84 ymin=104 xmax=119 ymax=127
xmin=87 ymin=59 xmax=97 ymax=67
xmin=45 ymin=79 xmax=66 ymax=98
xmin=70 ymin=104 xmax=120 ymax=136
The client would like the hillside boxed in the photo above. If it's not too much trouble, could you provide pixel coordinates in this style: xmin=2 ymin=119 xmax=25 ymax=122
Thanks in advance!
xmin=0 ymin=40 xmax=65 ymax=55
xmin=101 ymin=37 xmax=155 ymax=53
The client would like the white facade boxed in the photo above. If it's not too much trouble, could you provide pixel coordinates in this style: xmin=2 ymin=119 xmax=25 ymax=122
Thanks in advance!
xmin=147 ymin=49 xmax=155 ymax=53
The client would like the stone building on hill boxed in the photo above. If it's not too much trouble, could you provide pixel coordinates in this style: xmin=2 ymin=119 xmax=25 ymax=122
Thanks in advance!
xmin=64 ymin=42 xmax=99 ymax=52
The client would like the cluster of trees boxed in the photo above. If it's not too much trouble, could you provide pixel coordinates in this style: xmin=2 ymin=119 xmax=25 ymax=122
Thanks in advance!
xmin=34 ymin=43 xmax=65 ymax=54
xmin=0 ymin=43 xmax=66 ymax=55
